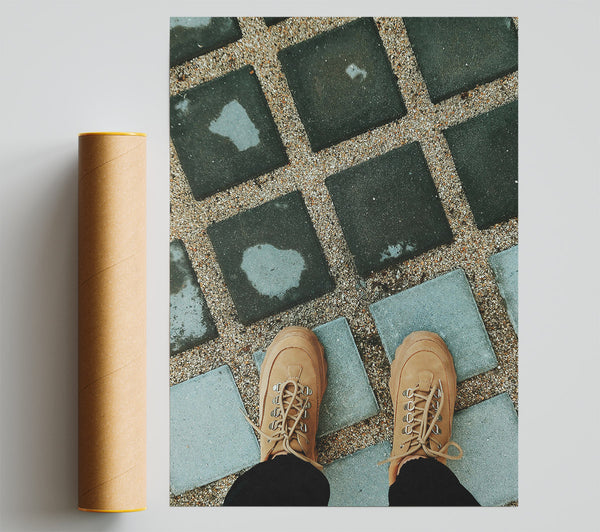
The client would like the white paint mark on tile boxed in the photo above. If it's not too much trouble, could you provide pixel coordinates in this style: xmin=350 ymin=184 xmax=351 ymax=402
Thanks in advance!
xmin=170 ymin=17 xmax=211 ymax=29
xmin=346 ymin=63 xmax=367 ymax=81
xmin=380 ymin=242 xmax=416 ymax=262
xmin=241 ymin=244 xmax=306 ymax=299
xmin=209 ymin=100 xmax=260 ymax=151
xmin=174 ymin=97 xmax=190 ymax=115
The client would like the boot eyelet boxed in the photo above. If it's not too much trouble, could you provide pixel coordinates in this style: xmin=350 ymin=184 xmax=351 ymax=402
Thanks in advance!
xmin=433 ymin=424 xmax=440 ymax=435
xmin=402 ymin=425 xmax=413 ymax=435
xmin=272 ymin=383 xmax=281 ymax=392
xmin=306 ymin=400 xmax=311 ymax=409
xmin=404 ymin=401 xmax=415 ymax=411
xmin=402 ymin=412 xmax=414 ymax=423
xmin=272 ymin=396 xmax=279 ymax=404
xmin=303 ymin=386 xmax=313 ymax=396
xmin=301 ymin=423 xmax=307 ymax=433
xmin=402 ymin=388 xmax=414 ymax=398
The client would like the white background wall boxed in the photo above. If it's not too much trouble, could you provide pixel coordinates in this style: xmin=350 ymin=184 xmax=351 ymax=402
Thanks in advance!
xmin=1 ymin=1 xmax=598 ymax=530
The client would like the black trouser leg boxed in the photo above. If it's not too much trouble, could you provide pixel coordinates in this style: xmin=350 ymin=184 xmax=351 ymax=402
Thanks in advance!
xmin=388 ymin=458 xmax=480 ymax=506
xmin=223 ymin=454 xmax=330 ymax=506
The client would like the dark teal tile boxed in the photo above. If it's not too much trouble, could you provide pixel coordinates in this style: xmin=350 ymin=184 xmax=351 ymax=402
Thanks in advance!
xmin=444 ymin=101 xmax=518 ymax=229
xmin=170 ymin=240 xmax=217 ymax=355
xmin=207 ymin=192 xmax=334 ymax=324
xmin=264 ymin=17 xmax=288 ymax=26
xmin=170 ymin=17 xmax=242 ymax=67
xmin=403 ymin=17 xmax=518 ymax=103
xmin=278 ymin=18 xmax=406 ymax=151
xmin=170 ymin=66 xmax=288 ymax=200
xmin=326 ymin=142 xmax=453 ymax=276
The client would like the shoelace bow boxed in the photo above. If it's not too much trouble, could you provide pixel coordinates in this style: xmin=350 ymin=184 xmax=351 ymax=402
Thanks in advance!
xmin=379 ymin=380 xmax=463 ymax=466
xmin=244 ymin=379 xmax=323 ymax=470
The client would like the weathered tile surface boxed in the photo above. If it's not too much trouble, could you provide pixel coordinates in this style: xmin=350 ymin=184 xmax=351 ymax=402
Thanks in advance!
xmin=444 ymin=101 xmax=518 ymax=228
xmin=170 ymin=239 xmax=217 ymax=355
xmin=326 ymin=142 xmax=453 ymax=276
xmin=170 ymin=366 xmax=260 ymax=495
xmin=278 ymin=17 xmax=406 ymax=151
xmin=253 ymin=317 xmax=379 ymax=436
xmin=404 ymin=17 xmax=518 ymax=103
xmin=170 ymin=17 xmax=242 ymax=67
xmin=370 ymin=269 xmax=497 ymax=382
xmin=324 ymin=442 xmax=392 ymax=506
xmin=448 ymin=393 xmax=518 ymax=506
xmin=170 ymin=65 xmax=288 ymax=200
xmin=489 ymin=245 xmax=518 ymax=334
xmin=207 ymin=191 xmax=334 ymax=324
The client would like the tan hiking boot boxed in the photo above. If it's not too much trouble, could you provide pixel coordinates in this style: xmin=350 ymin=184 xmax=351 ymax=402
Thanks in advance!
xmin=245 ymin=326 xmax=327 ymax=470
xmin=381 ymin=331 xmax=463 ymax=484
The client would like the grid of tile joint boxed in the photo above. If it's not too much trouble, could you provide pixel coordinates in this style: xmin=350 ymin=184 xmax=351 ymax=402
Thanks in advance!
xmin=169 ymin=17 xmax=518 ymax=505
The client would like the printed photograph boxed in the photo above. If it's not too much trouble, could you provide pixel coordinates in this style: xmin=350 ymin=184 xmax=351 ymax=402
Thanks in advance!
xmin=169 ymin=16 xmax=518 ymax=507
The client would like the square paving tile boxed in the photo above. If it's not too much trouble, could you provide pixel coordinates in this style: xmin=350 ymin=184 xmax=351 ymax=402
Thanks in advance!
xmin=170 ymin=239 xmax=217 ymax=355
xmin=444 ymin=101 xmax=518 ymax=229
xmin=403 ymin=17 xmax=518 ymax=103
xmin=448 ymin=393 xmax=518 ymax=506
xmin=170 ymin=365 xmax=260 ymax=495
xmin=253 ymin=317 xmax=379 ymax=437
xmin=323 ymin=442 xmax=392 ymax=506
xmin=278 ymin=17 xmax=406 ymax=151
xmin=370 ymin=269 xmax=497 ymax=382
xmin=326 ymin=142 xmax=453 ymax=276
xmin=264 ymin=17 xmax=288 ymax=26
xmin=207 ymin=191 xmax=334 ymax=324
xmin=170 ymin=17 xmax=242 ymax=67
xmin=170 ymin=65 xmax=288 ymax=200
xmin=489 ymin=245 xmax=518 ymax=335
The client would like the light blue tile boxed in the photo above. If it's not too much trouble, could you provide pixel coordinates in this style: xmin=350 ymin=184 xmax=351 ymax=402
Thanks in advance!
xmin=252 ymin=350 xmax=265 ymax=369
xmin=369 ymin=269 xmax=497 ymax=382
xmin=448 ymin=393 xmax=518 ymax=506
xmin=170 ymin=365 xmax=260 ymax=495
xmin=324 ymin=442 xmax=392 ymax=506
xmin=253 ymin=318 xmax=379 ymax=436
xmin=489 ymin=245 xmax=518 ymax=335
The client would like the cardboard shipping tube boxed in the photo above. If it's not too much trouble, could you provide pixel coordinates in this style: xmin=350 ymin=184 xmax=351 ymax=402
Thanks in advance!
xmin=78 ymin=132 xmax=146 ymax=512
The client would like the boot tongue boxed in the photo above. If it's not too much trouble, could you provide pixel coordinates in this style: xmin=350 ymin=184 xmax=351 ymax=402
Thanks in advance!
xmin=418 ymin=371 xmax=433 ymax=392
xmin=287 ymin=365 xmax=303 ymax=381
xmin=271 ymin=369 xmax=306 ymax=457
xmin=415 ymin=371 xmax=434 ymax=449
